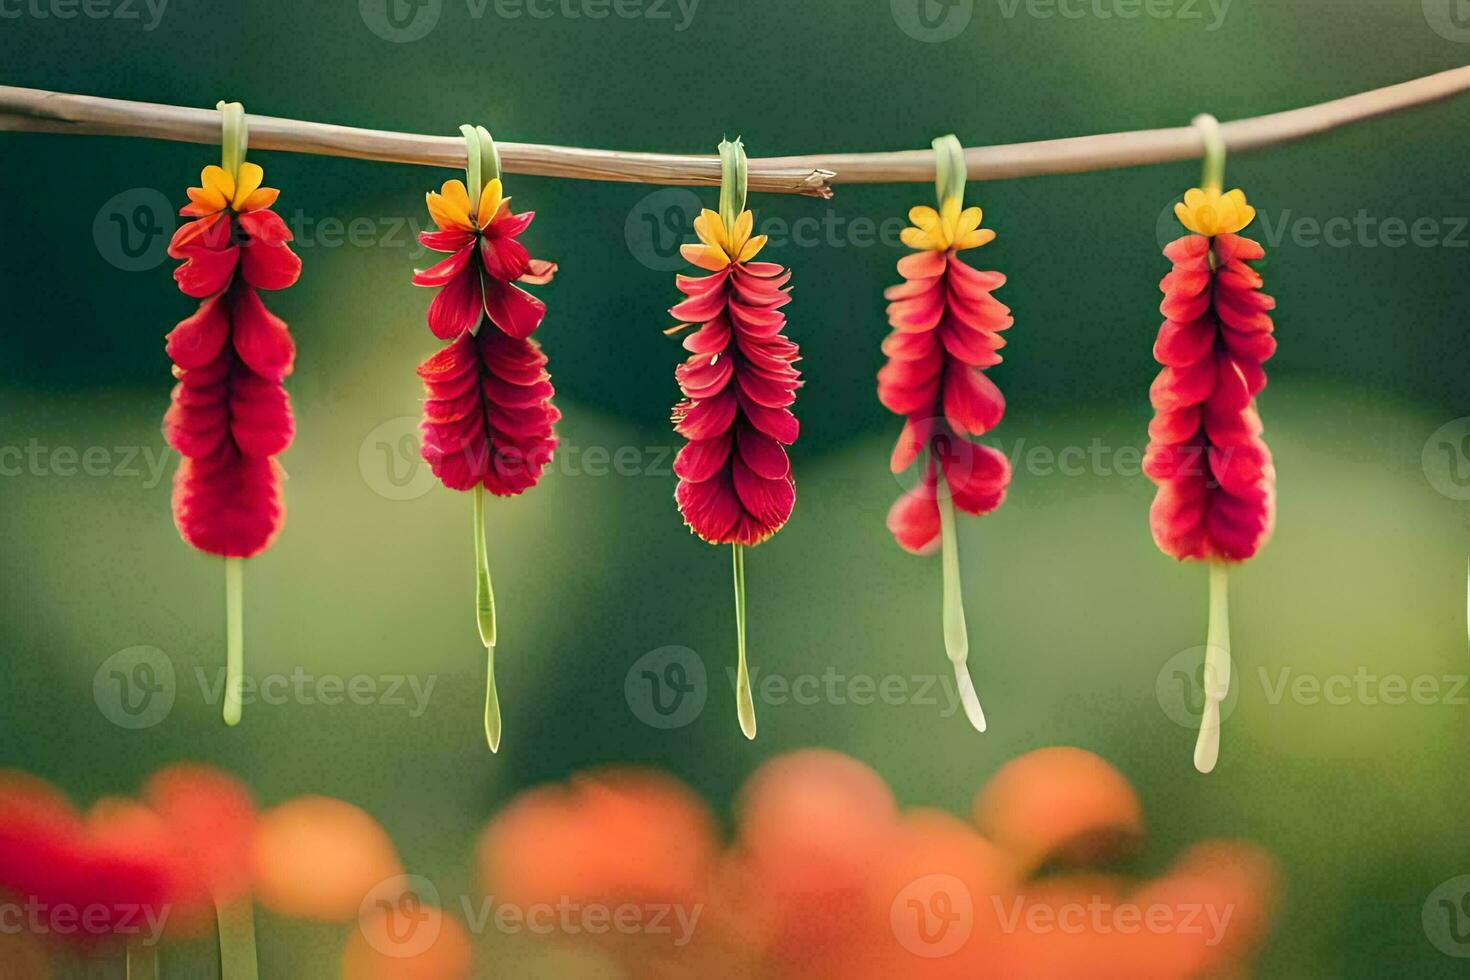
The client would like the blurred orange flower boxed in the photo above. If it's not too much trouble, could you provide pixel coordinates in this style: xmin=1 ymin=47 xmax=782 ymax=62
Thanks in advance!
xmin=252 ymin=795 xmax=404 ymax=923
xmin=477 ymin=748 xmax=1277 ymax=979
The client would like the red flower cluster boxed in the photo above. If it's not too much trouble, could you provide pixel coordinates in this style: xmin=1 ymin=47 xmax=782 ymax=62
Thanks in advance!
xmin=880 ymin=202 xmax=1013 ymax=554
xmin=163 ymin=164 xmax=299 ymax=557
xmin=671 ymin=209 xmax=801 ymax=545
xmin=1145 ymin=224 xmax=1277 ymax=562
xmin=413 ymin=178 xmax=559 ymax=494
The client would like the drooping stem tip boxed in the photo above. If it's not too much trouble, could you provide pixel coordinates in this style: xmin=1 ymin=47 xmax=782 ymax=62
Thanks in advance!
xmin=937 ymin=471 xmax=985 ymax=733
xmin=223 ymin=557 xmax=244 ymax=727
xmin=732 ymin=544 xmax=756 ymax=740
xmin=472 ymin=485 xmax=500 ymax=752
xmin=1194 ymin=560 xmax=1232 ymax=774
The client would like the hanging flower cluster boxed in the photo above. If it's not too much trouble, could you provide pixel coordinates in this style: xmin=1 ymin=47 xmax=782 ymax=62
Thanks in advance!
xmin=881 ymin=200 xmax=1013 ymax=554
xmin=164 ymin=162 xmax=298 ymax=560
xmin=667 ymin=138 xmax=801 ymax=739
xmin=1145 ymin=188 xmax=1277 ymax=562
xmin=411 ymin=125 xmax=559 ymax=752
xmin=162 ymin=104 xmax=299 ymax=731
xmin=414 ymin=176 xmax=560 ymax=494
xmin=877 ymin=135 xmax=1011 ymax=734
xmin=670 ymin=208 xmax=800 ymax=546
xmin=1143 ymin=148 xmax=1278 ymax=773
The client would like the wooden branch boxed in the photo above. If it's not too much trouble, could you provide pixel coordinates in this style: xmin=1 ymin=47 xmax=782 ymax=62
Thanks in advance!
xmin=2 ymin=67 xmax=1468 ymax=198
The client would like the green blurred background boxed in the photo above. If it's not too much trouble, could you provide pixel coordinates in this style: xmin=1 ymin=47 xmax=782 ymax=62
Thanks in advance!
xmin=2 ymin=0 xmax=1469 ymax=975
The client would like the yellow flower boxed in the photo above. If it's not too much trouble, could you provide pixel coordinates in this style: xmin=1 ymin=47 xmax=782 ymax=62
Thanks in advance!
xmin=183 ymin=163 xmax=279 ymax=216
xmin=680 ymin=209 xmax=768 ymax=272
xmin=1174 ymin=187 xmax=1256 ymax=237
xmin=426 ymin=178 xmax=508 ymax=233
xmin=900 ymin=197 xmax=994 ymax=253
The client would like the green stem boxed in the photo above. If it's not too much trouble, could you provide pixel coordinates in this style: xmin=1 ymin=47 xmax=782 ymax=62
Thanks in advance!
xmin=932 ymin=133 xmax=967 ymax=207
xmin=936 ymin=470 xmax=986 ymax=733
xmin=127 ymin=938 xmax=159 ymax=980
xmin=1194 ymin=561 xmax=1232 ymax=774
xmin=732 ymin=543 xmax=756 ymax=740
xmin=217 ymin=897 xmax=258 ymax=980
xmin=216 ymin=101 xmax=247 ymax=182
xmin=223 ymin=557 xmax=244 ymax=727
xmin=476 ymin=125 xmax=502 ymax=184
xmin=718 ymin=137 xmax=748 ymax=235
xmin=1193 ymin=112 xmax=1226 ymax=193
xmin=460 ymin=123 xmax=483 ymax=204
xmin=473 ymin=485 xmax=500 ymax=752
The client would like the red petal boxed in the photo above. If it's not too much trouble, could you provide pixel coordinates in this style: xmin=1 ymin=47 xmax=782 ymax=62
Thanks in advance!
xmin=676 ymin=471 xmax=741 ymax=543
xmin=231 ymin=289 xmax=296 ymax=382
xmin=887 ymin=469 xmax=941 ymax=555
xmin=165 ymin=293 xmax=230 ymax=370
xmin=674 ymin=431 xmax=733 ymax=483
xmin=483 ymin=279 xmax=547 ymax=339
xmin=412 ymin=244 xmax=475 ymax=287
xmin=427 ymin=266 xmax=483 ymax=339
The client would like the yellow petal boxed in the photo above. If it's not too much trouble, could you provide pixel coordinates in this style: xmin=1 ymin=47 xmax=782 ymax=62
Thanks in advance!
xmin=737 ymin=234 xmax=767 ymax=264
xmin=230 ymin=162 xmax=264 ymax=210
xmin=728 ymin=210 xmax=755 ymax=260
xmin=201 ymin=165 xmax=235 ymax=201
xmin=427 ymin=180 xmax=475 ymax=232
xmin=1174 ymin=202 xmax=1196 ymax=234
xmin=901 ymin=227 xmax=941 ymax=251
xmin=954 ymin=228 xmax=996 ymax=251
xmin=188 ymin=184 xmax=228 ymax=213
xmin=938 ymin=197 xmax=963 ymax=248
xmin=681 ymin=242 xmax=729 ymax=271
xmin=693 ymin=210 xmax=727 ymax=252
xmin=239 ymin=187 xmax=280 ymax=212
xmin=954 ymin=206 xmax=984 ymax=240
xmin=908 ymin=206 xmax=941 ymax=233
xmin=1183 ymin=187 xmax=1209 ymax=210
xmin=476 ymin=178 xmax=504 ymax=229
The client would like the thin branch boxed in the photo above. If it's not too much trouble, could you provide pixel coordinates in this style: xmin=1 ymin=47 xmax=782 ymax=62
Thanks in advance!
xmin=2 ymin=67 xmax=1468 ymax=198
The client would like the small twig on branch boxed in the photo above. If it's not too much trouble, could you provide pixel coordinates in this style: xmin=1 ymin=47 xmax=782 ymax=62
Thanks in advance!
xmin=1 ymin=67 xmax=1468 ymax=198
